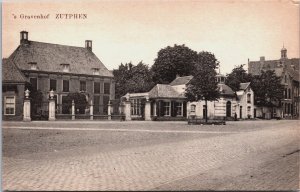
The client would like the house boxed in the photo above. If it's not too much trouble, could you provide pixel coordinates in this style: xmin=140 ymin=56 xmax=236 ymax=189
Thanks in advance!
xmin=2 ymin=59 xmax=27 ymax=120
xmin=248 ymin=47 xmax=300 ymax=119
xmin=3 ymin=31 xmax=115 ymax=120
xmin=121 ymin=74 xmax=255 ymax=120
xmin=121 ymin=75 xmax=192 ymax=121
xmin=187 ymin=75 xmax=254 ymax=120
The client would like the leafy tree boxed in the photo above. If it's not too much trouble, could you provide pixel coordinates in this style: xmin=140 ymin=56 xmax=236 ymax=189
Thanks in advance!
xmin=113 ymin=61 xmax=155 ymax=99
xmin=225 ymin=64 xmax=252 ymax=92
xmin=251 ymin=70 xmax=284 ymax=118
xmin=25 ymin=82 xmax=44 ymax=119
xmin=151 ymin=44 xmax=198 ymax=84
xmin=65 ymin=92 xmax=88 ymax=114
xmin=185 ymin=51 xmax=220 ymax=122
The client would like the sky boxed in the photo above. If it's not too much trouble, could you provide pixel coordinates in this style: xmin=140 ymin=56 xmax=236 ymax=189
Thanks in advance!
xmin=2 ymin=0 xmax=299 ymax=74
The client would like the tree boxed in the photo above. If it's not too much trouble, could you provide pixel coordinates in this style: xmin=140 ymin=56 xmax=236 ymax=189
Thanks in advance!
xmin=65 ymin=92 xmax=88 ymax=114
xmin=225 ymin=64 xmax=252 ymax=92
xmin=251 ymin=70 xmax=284 ymax=118
xmin=113 ymin=61 xmax=155 ymax=99
xmin=151 ymin=44 xmax=198 ymax=84
xmin=185 ymin=51 xmax=220 ymax=122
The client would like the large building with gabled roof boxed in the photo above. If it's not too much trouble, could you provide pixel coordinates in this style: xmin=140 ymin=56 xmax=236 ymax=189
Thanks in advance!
xmin=3 ymin=31 xmax=115 ymax=120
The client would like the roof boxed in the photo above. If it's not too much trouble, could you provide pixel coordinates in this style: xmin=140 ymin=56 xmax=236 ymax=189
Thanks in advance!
xmin=169 ymin=76 xmax=193 ymax=86
xmin=248 ymin=58 xmax=300 ymax=76
xmin=218 ymin=84 xmax=235 ymax=96
xmin=2 ymin=59 xmax=26 ymax=83
xmin=9 ymin=41 xmax=113 ymax=77
xmin=148 ymin=84 xmax=186 ymax=99
xmin=239 ymin=82 xmax=250 ymax=90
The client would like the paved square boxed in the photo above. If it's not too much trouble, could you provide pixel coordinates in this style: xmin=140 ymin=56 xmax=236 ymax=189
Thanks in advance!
xmin=2 ymin=120 xmax=300 ymax=190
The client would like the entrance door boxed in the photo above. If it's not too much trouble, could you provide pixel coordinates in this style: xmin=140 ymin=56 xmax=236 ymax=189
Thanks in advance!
xmin=226 ymin=101 xmax=231 ymax=117
xmin=203 ymin=105 xmax=207 ymax=119
xmin=240 ymin=106 xmax=242 ymax=118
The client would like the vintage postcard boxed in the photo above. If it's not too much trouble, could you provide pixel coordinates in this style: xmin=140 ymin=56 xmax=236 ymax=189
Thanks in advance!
xmin=2 ymin=0 xmax=299 ymax=191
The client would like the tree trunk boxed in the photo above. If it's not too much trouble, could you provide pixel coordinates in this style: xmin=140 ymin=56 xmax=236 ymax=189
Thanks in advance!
xmin=205 ymin=99 xmax=208 ymax=123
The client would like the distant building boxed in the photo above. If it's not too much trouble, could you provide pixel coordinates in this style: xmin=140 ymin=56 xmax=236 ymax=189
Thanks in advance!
xmin=122 ymin=74 xmax=255 ymax=120
xmin=2 ymin=31 xmax=115 ymax=120
xmin=248 ymin=47 xmax=299 ymax=118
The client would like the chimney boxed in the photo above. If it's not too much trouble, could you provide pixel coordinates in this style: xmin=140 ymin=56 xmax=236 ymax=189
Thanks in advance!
xmin=85 ymin=40 xmax=92 ymax=51
xmin=20 ymin=31 xmax=29 ymax=45
xmin=260 ymin=56 xmax=265 ymax=61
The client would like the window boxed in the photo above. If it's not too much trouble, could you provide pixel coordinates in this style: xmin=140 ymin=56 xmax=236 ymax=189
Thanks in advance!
xmin=284 ymin=88 xmax=287 ymax=99
xmin=104 ymin=83 xmax=110 ymax=94
xmin=4 ymin=96 xmax=15 ymax=115
xmin=50 ymin=79 xmax=57 ymax=91
xmin=284 ymin=75 xmax=287 ymax=83
xmin=247 ymin=94 xmax=251 ymax=103
xmin=30 ymin=78 xmax=38 ymax=91
xmin=190 ymin=104 xmax=196 ymax=112
xmin=80 ymin=81 xmax=86 ymax=92
xmin=63 ymin=80 xmax=69 ymax=92
xmin=29 ymin=62 xmax=37 ymax=70
xmin=247 ymin=106 xmax=251 ymax=115
xmin=61 ymin=64 xmax=70 ymax=72
xmin=93 ymin=96 xmax=100 ymax=114
xmin=131 ymin=99 xmax=141 ymax=116
xmin=163 ymin=101 xmax=171 ymax=116
xmin=92 ymin=68 xmax=100 ymax=75
xmin=288 ymin=89 xmax=291 ymax=99
xmin=176 ymin=102 xmax=183 ymax=116
xmin=103 ymin=96 xmax=110 ymax=114
xmin=94 ymin=82 xmax=100 ymax=94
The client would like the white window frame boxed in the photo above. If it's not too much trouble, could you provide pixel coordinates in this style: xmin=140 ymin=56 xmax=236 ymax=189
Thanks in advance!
xmin=190 ymin=104 xmax=196 ymax=112
xmin=176 ymin=102 xmax=183 ymax=116
xmin=131 ymin=99 xmax=142 ymax=116
xmin=4 ymin=96 xmax=16 ymax=115
xmin=164 ymin=101 xmax=171 ymax=116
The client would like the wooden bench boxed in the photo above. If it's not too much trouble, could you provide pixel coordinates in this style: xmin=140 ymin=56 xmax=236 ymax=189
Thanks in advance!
xmin=188 ymin=117 xmax=226 ymax=125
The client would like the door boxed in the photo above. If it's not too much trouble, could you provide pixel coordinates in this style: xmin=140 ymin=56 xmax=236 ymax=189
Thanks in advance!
xmin=226 ymin=101 xmax=231 ymax=117
xmin=240 ymin=106 xmax=242 ymax=118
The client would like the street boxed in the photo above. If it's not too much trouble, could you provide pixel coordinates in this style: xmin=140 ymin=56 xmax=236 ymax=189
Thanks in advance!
xmin=2 ymin=120 xmax=300 ymax=191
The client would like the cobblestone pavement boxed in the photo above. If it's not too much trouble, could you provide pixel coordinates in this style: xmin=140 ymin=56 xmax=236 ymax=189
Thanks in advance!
xmin=2 ymin=120 xmax=300 ymax=191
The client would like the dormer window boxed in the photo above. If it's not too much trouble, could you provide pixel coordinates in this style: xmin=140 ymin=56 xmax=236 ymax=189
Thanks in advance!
xmin=28 ymin=62 xmax=37 ymax=70
xmin=61 ymin=64 xmax=70 ymax=73
xmin=92 ymin=68 xmax=100 ymax=75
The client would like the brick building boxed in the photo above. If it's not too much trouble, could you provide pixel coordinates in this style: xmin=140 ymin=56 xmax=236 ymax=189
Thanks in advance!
xmin=248 ymin=47 xmax=299 ymax=118
xmin=3 ymin=31 xmax=115 ymax=120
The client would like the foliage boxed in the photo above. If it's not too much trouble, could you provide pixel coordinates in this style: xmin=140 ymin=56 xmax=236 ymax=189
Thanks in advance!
xmin=185 ymin=52 xmax=220 ymax=122
xmin=25 ymin=82 xmax=44 ymax=117
xmin=113 ymin=61 xmax=155 ymax=99
xmin=225 ymin=64 xmax=252 ymax=92
xmin=251 ymin=70 xmax=284 ymax=107
xmin=65 ymin=92 xmax=88 ymax=114
xmin=151 ymin=44 xmax=198 ymax=84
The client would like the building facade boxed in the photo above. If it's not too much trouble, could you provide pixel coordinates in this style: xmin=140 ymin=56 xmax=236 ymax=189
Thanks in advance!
xmin=2 ymin=59 xmax=27 ymax=120
xmin=122 ymin=75 xmax=255 ymax=120
xmin=3 ymin=31 xmax=115 ymax=120
xmin=248 ymin=47 xmax=300 ymax=119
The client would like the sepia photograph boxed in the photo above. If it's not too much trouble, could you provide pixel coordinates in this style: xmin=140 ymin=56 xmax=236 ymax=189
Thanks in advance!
xmin=1 ymin=0 xmax=300 ymax=191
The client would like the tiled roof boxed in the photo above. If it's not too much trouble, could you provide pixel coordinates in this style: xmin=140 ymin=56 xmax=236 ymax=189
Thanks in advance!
xmin=248 ymin=58 xmax=300 ymax=76
xmin=9 ymin=41 xmax=113 ymax=77
xmin=218 ymin=84 xmax=235 ymax=96
xmin=169 ymin=76 xmax=193 ymax=86
xmin=2 ymin=59 xmax=26 ymax=83
xmin=148 ymin=84 xmax=185 ymax=99
xmin=239 ymin=82 xmax=250 ymax=90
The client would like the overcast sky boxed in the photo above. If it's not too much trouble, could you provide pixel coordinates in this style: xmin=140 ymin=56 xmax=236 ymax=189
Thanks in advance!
xmin=2 ymin=0 xmax=299 ymax=74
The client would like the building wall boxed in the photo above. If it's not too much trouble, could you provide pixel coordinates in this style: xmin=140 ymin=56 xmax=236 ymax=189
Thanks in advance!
xmin=2 ymin=84 xmax=25 ymax=121
xmin=24 ymin=71 xmax=115 ymax=115
xmin=236 ymin=88 xmax=255 ymax=118
xmin=187 ymin=96 xmax=238 ymax=119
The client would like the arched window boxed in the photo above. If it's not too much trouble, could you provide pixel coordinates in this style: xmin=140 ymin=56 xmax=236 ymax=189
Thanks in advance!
xmin=226 ymin=101 xmax=231 ymax=117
